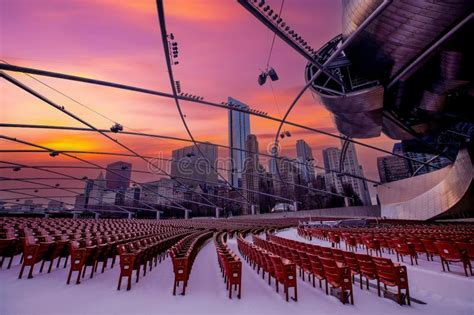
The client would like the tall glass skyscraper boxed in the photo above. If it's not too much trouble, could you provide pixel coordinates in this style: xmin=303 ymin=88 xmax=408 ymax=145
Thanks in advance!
xmin=228 ymin=97 xmax=250 ymax=187
xmin=296 ymin=139 xmax=316 ymax=183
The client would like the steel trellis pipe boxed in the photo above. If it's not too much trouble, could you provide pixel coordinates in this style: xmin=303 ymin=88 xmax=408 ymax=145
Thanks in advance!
xmin=0 ymin=123 xmax=382 ymax=185
xmin=0 ymin=136 xmax=195 ymax=212
xmin=272 ymin=0 xmax=393 ymax=184
xmin=154 ymin=0 xmax=251 ymax=205
xmin=0 ymin=64 xmax=438 ymax=167
xmin=0 ymin=72 xmax=219 ymax=210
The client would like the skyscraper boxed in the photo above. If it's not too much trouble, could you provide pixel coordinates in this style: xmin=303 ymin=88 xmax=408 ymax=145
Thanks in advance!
xmin=171 ymin=142 xmax=218 ymax=186
xmin=296 ymin=139 xmax=316 ymax=183
xmin=242 ymin=134 xmax=260 ymax=214
xmin=228 ymin=97 xmax=251 ymax=188
xmin=105 ymin=161 xmax=132 ymax=190
xmin=322 ymin=141 xmax=371 ymax=205
xmin=392 ymin=142 xmax=451 ymax=176
xmin=377 ymin=155 xmax=411 ymax=183
xmin=272 ymin=156 xmax=300 ymax=200
xmin=88 ymin=172 xmax=106 ymax=206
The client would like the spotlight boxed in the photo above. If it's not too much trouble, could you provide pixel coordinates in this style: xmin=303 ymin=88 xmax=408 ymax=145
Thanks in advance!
xmin=13 ymin=167 xmax=21 ymax=172
xmin=258 ymin=72 xmax=267 ymax=85
xmin=49 ymin=151 xmax=59 ymax=157
xmin=285 ymin=130 xmax=291 ymax=137
xmin=268 ymin=68 xmax=279 ymax=81
xmin=110 ymin=123 xmax=123 ymax=133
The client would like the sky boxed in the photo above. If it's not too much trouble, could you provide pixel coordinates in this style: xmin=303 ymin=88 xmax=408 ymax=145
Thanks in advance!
xmin=0 ymin=0 xmax=396 ymax=205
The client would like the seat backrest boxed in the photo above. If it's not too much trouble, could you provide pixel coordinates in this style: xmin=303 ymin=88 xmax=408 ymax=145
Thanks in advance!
xmin=435 ymin=241 xmax=462 ymax=259
xmin=319 ymin=256 xmax=340 ymax=280
xmin=24 ymin=236 xmax=37 ymax=246
xmin=355 ymin=253 xmax=376 ymax=274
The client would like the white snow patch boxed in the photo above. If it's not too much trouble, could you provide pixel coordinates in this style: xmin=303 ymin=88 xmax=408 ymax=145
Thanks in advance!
xmin=0 ymin=228 xmax=472 ymax=315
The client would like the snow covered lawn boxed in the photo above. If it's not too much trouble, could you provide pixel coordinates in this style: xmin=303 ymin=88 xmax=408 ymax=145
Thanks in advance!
xmin=1 ymin=228 xmax=473 ymax=315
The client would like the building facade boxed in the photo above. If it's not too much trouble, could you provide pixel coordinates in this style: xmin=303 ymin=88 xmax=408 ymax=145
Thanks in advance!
xmin=228 ymin=97 xmax=251 ymax=188
xmin=105 ymin=161 xmax=132 ymax=190
xmin=393 ymin=143 xmax=452 ymax=176
xmin=171 ymin=143 xmax=218 ymax=187
xmin=296 ymin=139 xmax=316 ymax=183
xmin=88 ymin=172 xmax=106 ymax=206
xmin=242 ymin=134 xmax=260 ymax=215
xmin=322 ymin=141 xmax=371 ymax=205
xmin=140 ymin=178 xmax=176 ymax=206
xmin=377 ymin=155 xmax=411 ymax=183
xmin=272 ymin=156 xmax=300 ymax=201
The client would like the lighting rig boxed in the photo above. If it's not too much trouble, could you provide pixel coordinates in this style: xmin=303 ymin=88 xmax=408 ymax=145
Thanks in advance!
xmin=167 ymin=33 xmax=179 ymax=65
xmin=175 ymin=80 xmax=181 ymax=94
xmin=246 ymin=0 xmax=318 ymax=58
xmin=179 ymin=92 xmax=204 ymax=101
xmin=225 ymin=101 xmax=268 ymax=116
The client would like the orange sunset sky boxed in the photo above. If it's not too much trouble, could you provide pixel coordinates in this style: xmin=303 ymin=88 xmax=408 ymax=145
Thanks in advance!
xmin=0 ymin=0 xmax=397 ymax=204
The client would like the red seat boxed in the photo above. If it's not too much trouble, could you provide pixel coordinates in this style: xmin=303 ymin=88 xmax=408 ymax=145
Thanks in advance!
xmin=270 ymin=255 xmax=297 ymax=302
xmin=307 ymin=252 xmax=326 ymax=289
xmin=355 ymin=253 xmax=378 ymax=290
xmin=421 ymin=239 xmax=438 ymax=261
xmin=18 ymin=236 xmax=55 ymax=279
xmin=342 ymin=251 xmax=363 ymax=289
xmin=372 ymin=257 xmax=410 ymax=305
xmin=435 ymin=241 xmax=473 ymax=277
xmin=393 ymin=238 xmax=418 ymax=265
xmin=319 ymin=257 xmax=354 ymax=304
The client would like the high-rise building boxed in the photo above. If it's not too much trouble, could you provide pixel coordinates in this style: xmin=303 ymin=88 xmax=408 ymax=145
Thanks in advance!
xmin=105 ymin=161 xmax=132 ymax=190
xmin=322 ymin=141 xmax=371 ymax=205
xmin=47 ymin=200 xmax=64 ymax=211
xmin=74 ymin=194 xmax=86 ymax=210
xmin=141 ymin=178 xmax=175 ymax=206
xmin=296 ymin=139 xmax=316 ymax=183
xmin=83 ymin=179 xmax=95 ymax=208
xmin=171 ymin=143 xmax=218 ymax=186
xmin=377 ymin=155 xmax=411 ymax=183
xmin=272 ymin=156 xmax=300 ymax=200
xmin=228 ymin=97 xmax=251 ymax=188
xmin=88 ymin=172 xmax=106 ymax=206
xmin=242 ymin=134 xmax=260 ymax=215
xmin=392 ymin=143 xmax=451 ymax=176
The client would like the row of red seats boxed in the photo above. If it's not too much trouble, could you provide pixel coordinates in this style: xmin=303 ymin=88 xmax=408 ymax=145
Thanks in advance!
xmin=254 ymin=235 xmax=353 ymax=304
xmin=117 ymin=230 xmax=191 ymax=290
xmin=237 ymin=235 xmax=298 ymax=302
xmin=15 ymin=226 xmax=182 ymax=280
xmin=264 ymin=233 xmax=411 ymax=305
xmin=214 ymin=232 xmax=242 ymax=299
xmin=169 ymin=231 xmax=213 ymax=295
xmin=300 ymin=226 xmax=474 ymax=276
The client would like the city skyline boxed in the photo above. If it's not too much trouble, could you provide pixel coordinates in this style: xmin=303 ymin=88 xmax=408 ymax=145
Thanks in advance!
xmin=1 ymin=0 xmax=397 ymax=207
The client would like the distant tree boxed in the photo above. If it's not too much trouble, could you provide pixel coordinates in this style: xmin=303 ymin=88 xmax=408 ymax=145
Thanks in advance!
xmin=326 ymin=186 xmax=345 ymax=208
xmin=342 ymin=183 xmax=363 ymax=206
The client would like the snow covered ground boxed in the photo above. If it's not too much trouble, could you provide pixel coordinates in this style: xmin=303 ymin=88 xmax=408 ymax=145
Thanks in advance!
xmin=1 ymin=228 xmax=473 ymax=315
